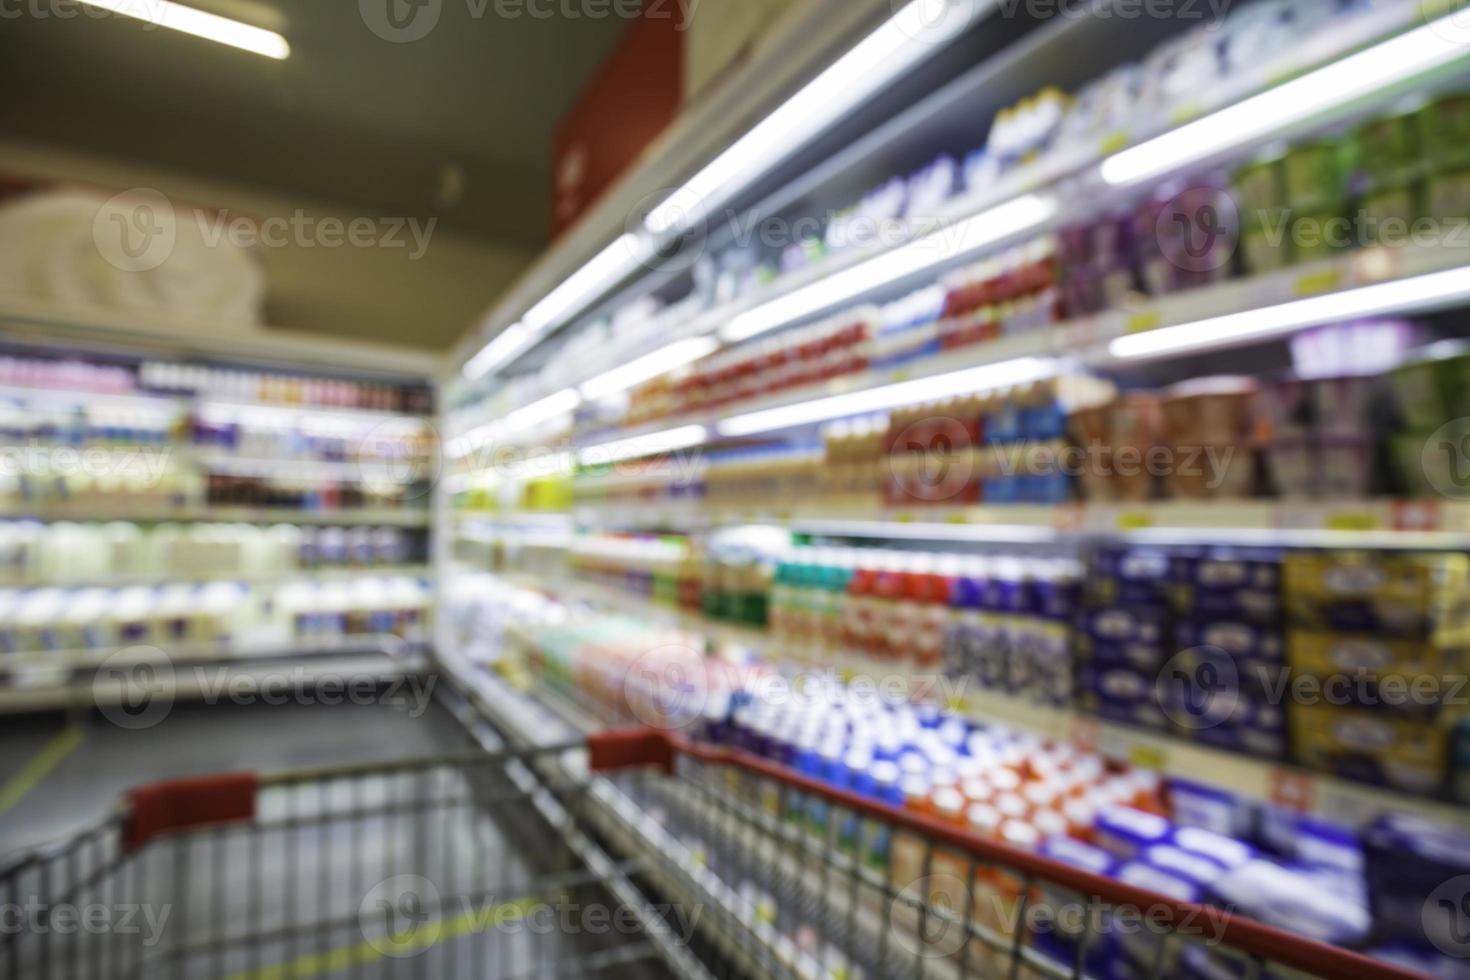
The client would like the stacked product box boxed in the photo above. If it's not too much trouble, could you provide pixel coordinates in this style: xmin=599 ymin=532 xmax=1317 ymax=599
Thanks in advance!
xmin=1284 ymin=551 xmax=1470 ymax=798
xmin=942 ymin=556 xmax=1078 ymax=708
xmin=1163 ymin=548 xmax=1289 ymax=760
xmin=1075 ymin=546 xmax=1173 ymax=731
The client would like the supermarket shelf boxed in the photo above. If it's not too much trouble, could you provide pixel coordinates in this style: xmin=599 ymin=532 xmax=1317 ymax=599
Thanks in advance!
xmin=482 ymin=0 xmax=1457 ymax=420
xmin=0 ymin=382 xmax=434 ymax=426
xmin=493 ymin=568 xmax=1470 ymax=833
xmin=562 ymin=242 xmax=1470 ymax=453
xmin=0 ymin=564 xmax=433 ymax=590
xmin=575 ymin=498 xmax=1470 ymax=550
xmin=940 ymin=681 xmax=1470 ymax=834
xmin=0 ymin=506 xmax=432 ymax=527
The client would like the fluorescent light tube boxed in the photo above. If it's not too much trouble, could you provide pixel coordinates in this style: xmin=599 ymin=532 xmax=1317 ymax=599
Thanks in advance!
xmin=449 ymin=387 xmax=581 ymax=458
xmin=1100 ymin=16 xmax=1469 ymax=186
xmin=579 ymin=337 xmax=720 ymax=402
xmin=522 ymin=234 xmax=649 ymax=333
xmin=578 ymin=425 xmax=708 ymax=465
xmin=78 ymin=0 xmax=289 ymax=58
xmin=723 ymin=194 xmax=1056 ymax=343
xmin=645 ymin=0 xmax=987 ymax=236
xmin=1109 ymin=265 xmax=1470 ymax=360
xmin=463 ymin=323 xmax=532 ymax=380
xmin=718 ymin=356 xmax=1059 ymax=436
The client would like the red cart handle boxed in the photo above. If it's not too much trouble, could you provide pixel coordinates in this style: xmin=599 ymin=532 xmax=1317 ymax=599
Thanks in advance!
xmin=587 ymin=727 xmax=1425 ymax=980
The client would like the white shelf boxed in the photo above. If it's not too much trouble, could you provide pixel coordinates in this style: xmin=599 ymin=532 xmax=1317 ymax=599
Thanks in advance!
xmin=570 ymin=498 xmax=1470 ymax=550
xmin=0 ymin=564 xmax=432 ymax=591
xmin=0 ymin=506 xmax=432 ymax=527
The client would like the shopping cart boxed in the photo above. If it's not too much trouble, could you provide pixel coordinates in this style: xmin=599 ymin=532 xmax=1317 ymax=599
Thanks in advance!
xmin=0 ymin=728 xmax=1429 ymax=980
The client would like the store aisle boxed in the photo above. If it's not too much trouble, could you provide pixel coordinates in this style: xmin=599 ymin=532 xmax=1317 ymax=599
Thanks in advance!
xmin=0 ymin=692 xmax=471 ymax=859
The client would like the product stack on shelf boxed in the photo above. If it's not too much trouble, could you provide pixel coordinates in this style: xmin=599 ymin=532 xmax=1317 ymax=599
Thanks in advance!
xmin=0 ymin=348 xmax=435 ymax=705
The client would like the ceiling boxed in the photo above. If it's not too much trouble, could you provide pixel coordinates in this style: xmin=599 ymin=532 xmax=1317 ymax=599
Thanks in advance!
xmin=0 ymin=0 xmax=630 ymax=247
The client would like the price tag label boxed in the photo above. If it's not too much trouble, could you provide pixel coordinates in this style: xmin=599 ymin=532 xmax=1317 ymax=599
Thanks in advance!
xmin=1069 ymin=718 xmax=1101 ymax=751
xmin=1294 ymin=268 xmax=1341 ymax=297
xmin=1125 ymin=310 xmax=1163 ymax=334
xmin=946 ymin=513 xmax=969 ymax=525
xmin=896 ymin=512 xmax=915 ymax=524
xmin=1325 ymin=511 xmax=1378 ymax=532
xmin=1117 ymin=511 xmax=1155 ymax=530
xmin=1099 ymin=132 xmax=1129 ymax=155
xmin=1169 ymin=104 xmax=1203 ymax=126
xmin=1269 ymin=768 xmax=1316 ymax=813
xmin=1128 ymin=742 xmax=1169 ymax=771
xmin=1392 ymin=499 xmax=1440 ymax=532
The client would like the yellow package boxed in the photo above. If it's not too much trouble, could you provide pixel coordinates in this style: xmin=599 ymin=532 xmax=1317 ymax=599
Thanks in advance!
xmin=1290 ymin=702 xmax=1449 ymax=796
xmin=1283 ymin=552 xmax=1470 ymax=642
xmin=1288 ymin=630 xmax=1468 ymax=705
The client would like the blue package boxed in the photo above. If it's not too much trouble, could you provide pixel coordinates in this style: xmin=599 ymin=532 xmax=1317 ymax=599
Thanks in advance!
xmin=1207 ymin=861 xmax=1370 ymax=947
xmin=1364 ymin=943 xmax=1470 ymax=980
xmin=1143 ymin=844 xmax=1230 ymax=888
xmin=1083 ymin=606 xmax=1168 ymax=645
xmin=1169 ymin=827 xmax=1257 ymax=872
xmin=1364 ymin=814 xmax=1470 ymax=949
xmin=1168 ymin=779 xmax=1255 ymax=838
xmin=1095 ymin=806 xmax=1173 ymax=861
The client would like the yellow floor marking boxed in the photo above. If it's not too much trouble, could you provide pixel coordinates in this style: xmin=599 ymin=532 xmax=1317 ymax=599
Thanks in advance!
xmin=223 ymin=896 xmax=542 ymax=980
xmin=0 ymin=725 xmax=84 ymax=816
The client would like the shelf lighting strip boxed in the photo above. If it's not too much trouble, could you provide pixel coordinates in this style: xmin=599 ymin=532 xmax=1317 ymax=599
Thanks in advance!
xmin=717 ymin=355 xmax=1060 ymax=436
xmin=1100 ymin=13 xmax=1470 ymax=186
xmin=1109 ymin=265 xmax=1470 ymax=360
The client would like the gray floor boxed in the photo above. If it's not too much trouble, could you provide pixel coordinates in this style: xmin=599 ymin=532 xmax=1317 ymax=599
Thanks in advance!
xmin=0 ymin=695 xmax=474 ymax=861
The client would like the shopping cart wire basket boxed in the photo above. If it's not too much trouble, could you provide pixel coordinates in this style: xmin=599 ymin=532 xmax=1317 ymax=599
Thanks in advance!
xmin=0 ymin=729 xmax=1426 ymax=980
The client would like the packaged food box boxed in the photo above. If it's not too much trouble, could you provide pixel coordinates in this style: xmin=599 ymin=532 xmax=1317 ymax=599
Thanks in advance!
xmin=1161 ymin=376 xmax=1257 ymax=445
xmin=1165 ymin=442 xmax=1255 ymax=499
xmin=1290 ymin=208 xmax=1345 ymax=262
xmin=1355 ymin=114 xmax=1423 ymax=189
xmin=1269 ymin=436 xmax=1319 ymax=498
xmin=1241 ymin=223 xmax=1293 ymax=275
xmin=1188 ymin=698 xmax=1288 ymax=760
xmin=1282 ymin=141 xmax=1352 ymax=212
xmin=1424 ymin=168 xmax=1470 ymax=223
xmin=1168 ymin=549 xmax=1282 ymax=621
xmin=1234 ymin=158 xmax=1285 ymax=214
xmin=1087 ymin=546 xmax=1171 ymax=605
xmin=1283 ymin=552 xmax=1470 ymax=641
xmin=1389 ymin=341 xmax=1470 ymax=433
xmin=1360 ymin=185 xmax=1421 ymax=246
xmin=1290 ymin=701 xmax=1449 ymax=796
xmin=1081 ymin=604 xmax=1169 ymax=645
xmin=1364 ymin=813 xmax=1470 ymax=949
xmin=1418 ymin=94 xmax=1470 ymax=171
xmin=1287 ymin=630 xmax=1468 ymax=714
xmin=1177 ymin=619 xmax=1285 ymax=665
xmin=1318 ymin=435 xmax=1373 ymax=499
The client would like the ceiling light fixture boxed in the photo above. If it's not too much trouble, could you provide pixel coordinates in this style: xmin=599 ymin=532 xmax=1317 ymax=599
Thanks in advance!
xmin=78 ymin=0 xmax=289 ymax=59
